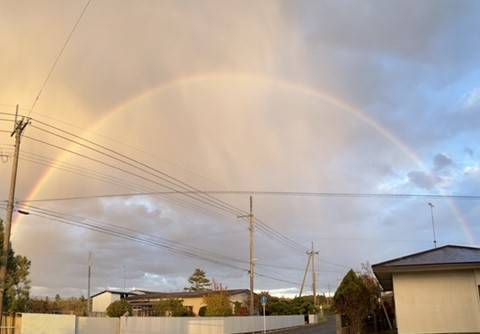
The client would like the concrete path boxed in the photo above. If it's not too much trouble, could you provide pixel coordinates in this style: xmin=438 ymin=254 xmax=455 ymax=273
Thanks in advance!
xmin=277 ymin=315 xmax=336 ymax=334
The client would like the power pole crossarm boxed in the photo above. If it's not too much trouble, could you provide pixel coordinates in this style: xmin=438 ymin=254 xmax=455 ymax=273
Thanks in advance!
xmin=0 ymin=105 xmax=29 ymax=323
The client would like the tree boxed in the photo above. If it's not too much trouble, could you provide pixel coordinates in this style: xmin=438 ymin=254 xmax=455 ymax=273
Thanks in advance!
xmin=153 ymin=299 xmax=192 ymax=317
xmin=106 ymin=300 xmax=132 ymax=317
xmin=0 ymin=219 xmax=31 ymax=312
xmin=203 ymin=279 xmax=232 ymax=316
xmin=184 ymin=268 xmax=211 ymax=292
xmin=333 ymin=270 xmax=379 ymax=334
xmin=233 ymin=301 xmax=248 ymax=316
xmin=204 ymin=291 xmax=232 ymax=316
xmin=28 ymin=296 xmax=87 ymax=315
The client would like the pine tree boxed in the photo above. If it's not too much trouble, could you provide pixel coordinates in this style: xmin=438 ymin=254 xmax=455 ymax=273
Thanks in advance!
xmin=184 ymin=268 xmax=211 ymax=292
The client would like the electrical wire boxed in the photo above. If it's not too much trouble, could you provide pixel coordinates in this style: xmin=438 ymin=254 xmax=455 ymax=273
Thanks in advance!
xmin=0 ymin=204 xmax=302 ymax=286
xmin=16 ymin=189 xmax=480 ymax=202
xmin=9 ymin=150 xmax=235 ymax=221
xmin=22 ymin=125 xmax=309 ymax=253
xmin=28 ymin=0 xmax=93 ymax=116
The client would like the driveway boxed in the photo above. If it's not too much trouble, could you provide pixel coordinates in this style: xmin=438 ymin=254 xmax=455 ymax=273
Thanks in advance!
xmin=277 ymin=315 xmax=336 ymax=334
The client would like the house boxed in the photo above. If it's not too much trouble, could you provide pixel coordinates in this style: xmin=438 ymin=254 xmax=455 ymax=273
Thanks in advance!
xmin=372 ymin=245 xmax=480 ymax=334
xmin=91 ymin=290 xmax=138 ymax=314
xmin=127 ymin=289 xmax=250 ymax=316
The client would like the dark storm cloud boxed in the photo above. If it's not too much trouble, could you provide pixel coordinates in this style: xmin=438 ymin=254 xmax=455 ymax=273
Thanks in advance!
xmin=434 ymin=153 xmax=453 ymax=171
xmin=407 ymin=171 xmax=443 ymax=190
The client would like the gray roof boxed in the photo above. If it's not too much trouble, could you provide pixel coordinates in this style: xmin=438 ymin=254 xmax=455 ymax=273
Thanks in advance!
xmin=373 ymin=245 xmax=480 ymax=268
xmin=372 ymin=245 xmax=480 ymax=291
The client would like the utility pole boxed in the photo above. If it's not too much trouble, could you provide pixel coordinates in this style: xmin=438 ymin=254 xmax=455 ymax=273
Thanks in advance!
xmin=238 ymin=196 xmax=255 ymax=315
xmin=122 ymin=264 xmax=126 ymax=292
xmin=428 ymin=203 xmax=437 ymax=248
xmin=248 ymin=196 xmax=255 ymax=315
xmin=0 ymin=105 xmax=29 ymax=324
xmin=299 ymin=252 xmax=312 ymax=297
xmin=87 ymin=252 xmax=92 ymax=316
xmin=310 ymin=242 xmax=319 ymax=307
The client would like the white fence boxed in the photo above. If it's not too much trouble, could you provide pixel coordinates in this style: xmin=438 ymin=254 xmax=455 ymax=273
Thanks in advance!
xmin=76 ymin=317 xmax=120 ymax=334
xmin=20 ymin=314 xmax=304 ymax=334
xmin=120 ymin=315 xmax=303 ymax=334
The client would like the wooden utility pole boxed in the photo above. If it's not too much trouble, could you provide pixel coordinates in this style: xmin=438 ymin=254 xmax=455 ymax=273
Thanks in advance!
xmin=248 ymin=196 xmax=255 ymax=315
xmin=0 ymin=106 xmax=29 ymax=323
xmin=299 ymin=252 xmax=312 ymax=297
xmin=428 ymin=202 xmax=437 ymax=248
xmin=87 ymin=252 xmax=92 ymax=316
xmin=237 ymin=196 xmax=255 ymax=315
xmin=311 ymin=242 xmax=318 ymax=306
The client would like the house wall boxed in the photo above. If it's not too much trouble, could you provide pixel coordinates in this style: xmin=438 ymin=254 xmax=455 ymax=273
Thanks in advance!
xmin=92 ymin=293 xmax=121 ymax=313
xmin=162 ymin=293 xmax=249 ymax=316
xmin=393 ymin=269 xmax=480 ymax=334
xmin=180 ymin=297 xmax=205 ymax=316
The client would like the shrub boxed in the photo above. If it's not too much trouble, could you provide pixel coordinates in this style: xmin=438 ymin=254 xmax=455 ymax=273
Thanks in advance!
xmin=333 ymin=270 xmax=379 ymax=334
xmin=106 ymin=300 xmax=132 ymax=317
xmin=198 ymin=306 xmax=207 ymax=317
xmin=153 ymin=299 xmax=192 ymax=317
xmin=203 ymin=291 xmax=232 ymax=316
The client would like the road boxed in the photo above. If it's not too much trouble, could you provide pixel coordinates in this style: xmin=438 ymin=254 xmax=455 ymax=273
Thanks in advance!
xmin=278 ymin=315 xmax=336 ymax=334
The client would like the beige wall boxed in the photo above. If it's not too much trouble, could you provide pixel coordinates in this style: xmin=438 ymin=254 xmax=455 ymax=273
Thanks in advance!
xmin=393 ymin=269 xmax=480 ymax=334
xmin=92 ymin=293 xmax=121 ymax=313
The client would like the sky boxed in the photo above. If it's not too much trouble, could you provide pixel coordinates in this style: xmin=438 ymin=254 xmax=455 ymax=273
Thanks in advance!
xmin=0 ymin=0 xmax=480 ymax=298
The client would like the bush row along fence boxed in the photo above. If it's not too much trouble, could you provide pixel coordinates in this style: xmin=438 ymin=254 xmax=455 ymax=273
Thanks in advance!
xmin=18 ymin=313 xmax=304 ymax=334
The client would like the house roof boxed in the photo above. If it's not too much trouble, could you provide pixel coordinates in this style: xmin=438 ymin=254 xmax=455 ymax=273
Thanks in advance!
xmin=372 ymin=245 xmax=480 ymax=291
xmin=127 ymin=289 xmax=250 ymax=302
xmin=90 ymin=290 xmax=137 ymax=299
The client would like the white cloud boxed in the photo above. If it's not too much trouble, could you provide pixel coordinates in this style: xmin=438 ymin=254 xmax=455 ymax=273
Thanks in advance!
xmin=462 ymin=87 xmax=480 ymax=108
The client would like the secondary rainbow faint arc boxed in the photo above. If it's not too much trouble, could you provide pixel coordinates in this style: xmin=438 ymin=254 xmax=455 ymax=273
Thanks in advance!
xmin=14 ymin=72 xmax=476 ymax=244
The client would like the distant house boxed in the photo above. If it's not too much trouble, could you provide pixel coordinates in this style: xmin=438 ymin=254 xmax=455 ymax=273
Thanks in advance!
xmin=91 ymin=290 xmax=137 ymax=314
xmin=372 ymin=245 xmax=480 ymax=334
xmin=127 ymin=289 xmax=250 ymax=316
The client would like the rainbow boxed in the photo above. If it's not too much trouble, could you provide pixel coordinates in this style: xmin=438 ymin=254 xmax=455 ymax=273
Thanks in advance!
xmin=13 ymin=72 xmax=477 ymax=244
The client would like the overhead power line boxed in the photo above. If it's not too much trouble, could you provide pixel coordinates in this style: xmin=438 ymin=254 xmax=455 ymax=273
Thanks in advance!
xmin=28 ymin=0 xmax=93 ymax=116
xmin=22 ymin=123 xmax=309 ymax=253
xmin=14 ymin=189 xmax=480 ymax=203
xmin=2 ymin=111 xmax=309 ymax=254
xmin=0 ymin=203 xmax=303 ymax=286
xmin=3 ymin=148 xmax=233 ymax=220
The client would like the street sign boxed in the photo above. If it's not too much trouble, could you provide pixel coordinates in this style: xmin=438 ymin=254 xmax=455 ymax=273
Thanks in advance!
xmin=260 ymin=295 xmax=268 ymax=334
